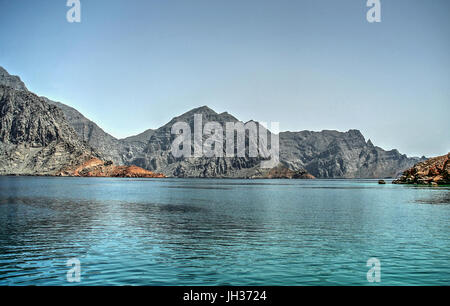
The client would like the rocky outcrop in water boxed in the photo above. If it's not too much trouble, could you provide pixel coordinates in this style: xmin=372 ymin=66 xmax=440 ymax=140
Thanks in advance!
xmin=58 ymin=158 xmax=165 ymax=178
xmin=393 ymin=153 xmax=450 ymax=185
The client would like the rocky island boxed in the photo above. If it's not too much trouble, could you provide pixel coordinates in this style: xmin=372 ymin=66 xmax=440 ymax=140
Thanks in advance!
xmin=393 ymin=153 xmax=450 ymax=185
xmin=58 ymin=158 xmax=165 ymax=178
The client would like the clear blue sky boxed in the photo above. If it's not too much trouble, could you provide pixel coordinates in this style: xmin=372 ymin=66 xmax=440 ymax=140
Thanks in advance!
xmin=0 ymin=0 xmax=449 ymax=157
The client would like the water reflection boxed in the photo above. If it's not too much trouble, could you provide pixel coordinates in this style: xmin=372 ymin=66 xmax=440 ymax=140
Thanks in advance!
xmin=415 ymin=191 xmax=450 ymax=205
xmin=0 ymin=177 xmax=449 ymax=285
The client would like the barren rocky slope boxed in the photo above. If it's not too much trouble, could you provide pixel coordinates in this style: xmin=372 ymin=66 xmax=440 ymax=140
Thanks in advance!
xmin=393 ymin=153 xmax=450 ymax=185
xmin=0 ymin=67 xmax=27 ymax=91
xmin=0 ymin=66 xmax=424 ymax=179
xmin=0 ymin=85 xmax=99 ymax=175
xmin=130 ymin=106 xmax=278 ymax=178
xmin=43 ymin=98 xmax=150 ymax=166
xmin=0 ymin=67 xmax=146 ymax=165
xmin=127 ymin=106 xmax=422 ymax=178
xmin=0 ymin=85 xmax=164 ymax=177
xmin=280 ymin=130 xmax=423 ymax=178
xmin=43 ymin=98 xmax=125 ymax=164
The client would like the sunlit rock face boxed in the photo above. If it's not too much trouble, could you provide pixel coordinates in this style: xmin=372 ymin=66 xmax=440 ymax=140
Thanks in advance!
xmin=393 ymin=153 xmax=450 ymax=185
xmin=58 ymin=158 xmax=165 ymax=178
xmin=279 ymin=130 xmax=424 ymax=179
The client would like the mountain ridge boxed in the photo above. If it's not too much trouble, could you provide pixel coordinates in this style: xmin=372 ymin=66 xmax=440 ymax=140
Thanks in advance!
xmin=0 ymin=67 xmax=27 ymax=91
xmin=0 ymin=66 xmax=426 ymax=178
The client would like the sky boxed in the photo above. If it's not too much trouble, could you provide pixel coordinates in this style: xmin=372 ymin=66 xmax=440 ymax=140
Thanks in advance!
xmin=0 ymin=0 xmax=449 ymax=157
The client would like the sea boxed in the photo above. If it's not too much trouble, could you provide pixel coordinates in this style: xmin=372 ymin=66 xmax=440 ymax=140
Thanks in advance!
xmin=0 ymin=176 xmax=448 ymax=285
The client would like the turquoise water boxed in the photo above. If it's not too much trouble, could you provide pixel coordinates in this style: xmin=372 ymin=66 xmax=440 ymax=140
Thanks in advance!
xmin=0 ymin=177 xmax=449 ymax=286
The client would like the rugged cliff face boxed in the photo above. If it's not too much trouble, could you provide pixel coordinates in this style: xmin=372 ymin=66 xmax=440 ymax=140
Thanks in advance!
xmin=44 ymin=98 xmax=151 ymax=166
xmin=0 ymin=66 xmax=425 ymax=179
xmin=280 ymin=130 xmax=423 ymax=178
xmin=0 ymin=85 xmax=99 ymax=175
xmin=0 ymin=67 xmax=151 ymax=166
xmin=130 ymin=106 xmax=272 ymax=178
xmin=43 ymin=99 xmax=125 ymax=164
xmin=0 ymin=84 xmax=163 ymax=177
xmin=393 ymin=153 xmax=450 ymax=185
xmin=0 ymin=67 xmax=27 ymax=91
xmin=127 ymin=106 xmax=422 ymax=178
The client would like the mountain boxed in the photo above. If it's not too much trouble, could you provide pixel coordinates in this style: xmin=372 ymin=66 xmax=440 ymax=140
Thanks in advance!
xmin=280 ymin=130 xmax=423 ymax=178
xmin=121 ymin=129 xmax=155 ymax=143
xmin=0 ymin=85 xmax=98 ymax=175
xmin=0 ymin=68 xmax=164 ymax=178
xmin=0 ymin=67 xmax=27 ymax=91
xmin=128 ymin=106 xmax=422 ymax=179
xmin=0 ymin=67 xmax=151 ymax=165
xmin=45 ymin=99 xmax=153 ymax=166
xmin=129 ymin=106 xmax=271 ymax=178
xmin=42 ymin=98 xmax=127 ymax=165
xmin=119 ymin=129 xmax=156 ymax=165
xmin=393 ymin=153 xmax=450 ymax=185
xmin=0 ymin=66 xmax=425 ymax=178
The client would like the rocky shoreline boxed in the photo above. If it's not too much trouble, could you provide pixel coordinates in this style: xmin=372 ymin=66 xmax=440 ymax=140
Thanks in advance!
xmin=393 ymin=153 xmax=450 ymax=185
xmin=58 ymin=158 xmax=165 ymax=178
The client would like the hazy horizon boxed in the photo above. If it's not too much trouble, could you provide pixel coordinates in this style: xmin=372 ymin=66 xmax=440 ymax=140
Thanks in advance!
xmin=0 ymin=0 xmax=449 ymax=157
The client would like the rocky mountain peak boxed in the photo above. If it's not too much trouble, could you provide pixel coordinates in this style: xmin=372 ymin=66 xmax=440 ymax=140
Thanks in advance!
xmin=191 ymin=105 xmax=216 ymax=114
xmin=347 ymin=129 xmax=364 ymax=137
xmin=345 ymin=129 xmax=366 ymax=143
xmin=172 ymin=106 xmax=217 ymax=121
xmin=165 ymin=106 xmax=239 ymax=129
xmin=0 ymin=66 xmax=27 ymax=91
